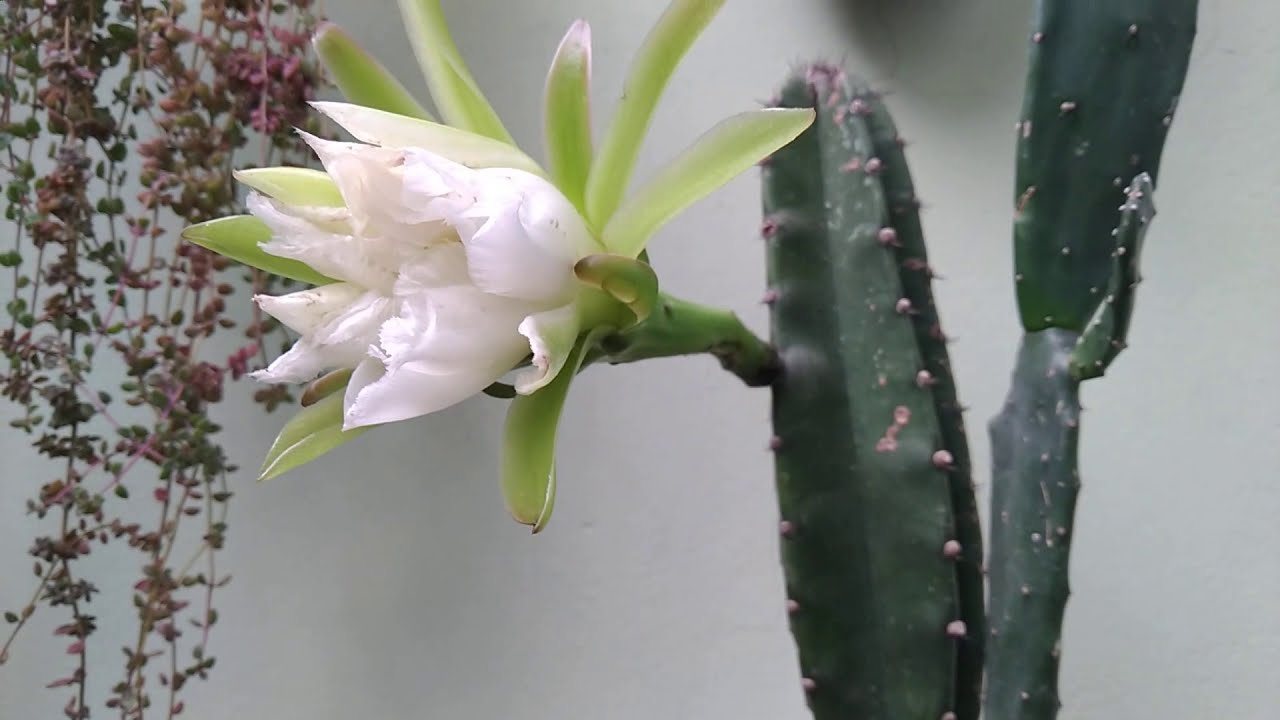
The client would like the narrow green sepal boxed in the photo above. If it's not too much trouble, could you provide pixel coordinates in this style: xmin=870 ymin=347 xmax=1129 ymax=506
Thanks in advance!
xmin=544 ymin=20 xmax=594 ymax=209
xmin=300 ymin=368 xmax=354 ymax=407
xmin=584 ymin=0 xmax=726 ymax=227
xmin=313 ymin=22 xmax=435 ymax=121
xmin=234 ymin=167 xmax=345 ymax=207
xmin=1069 ymin=173 xmax=1155 ymax=381
xmin=259 ymin=391 xmax=371 ymax=482
xmin=397 ymin=0 xmax=515 ymax=143
xmin=602 ymin=107 xmax=814 ymax=257
xmin=573 ymin=254 xmax=659 ymax=324
xmin=181 ymin=216 xmax=336 ymax=286
xmin=501 ymin=331 xmax=602 ymax=533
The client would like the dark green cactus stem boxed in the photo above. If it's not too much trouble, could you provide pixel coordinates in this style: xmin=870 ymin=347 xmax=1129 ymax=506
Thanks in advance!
xmin=762 ymin=64 xmax=980 ymax=720
xmin=986 ymin=2 xmax=1196 ymax=718
xmin=986 ymin=177 xmax=1156 ymax=720
xmin=1012 ymin=0 xmax=1197 ymax=331
xmin=986 ymin=328 xmax=1081 ymax=720
xmin=849 ymin=82 xmax=986 ymax=720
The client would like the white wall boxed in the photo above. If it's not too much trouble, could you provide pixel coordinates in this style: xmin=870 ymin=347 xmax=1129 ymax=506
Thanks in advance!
xmin=3 ymin=0 xmax=1277 ymax=718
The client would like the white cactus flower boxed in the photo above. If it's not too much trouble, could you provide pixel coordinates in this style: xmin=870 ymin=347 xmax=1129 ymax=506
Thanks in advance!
xmin=183 ymin=0 xmax=814 ymax=531
xmin=247 ymin=122 xmax=603 ymax=430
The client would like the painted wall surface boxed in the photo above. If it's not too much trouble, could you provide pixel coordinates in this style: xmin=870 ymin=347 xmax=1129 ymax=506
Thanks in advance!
xmin=3 ymin=0 xmax=1277 ymax=718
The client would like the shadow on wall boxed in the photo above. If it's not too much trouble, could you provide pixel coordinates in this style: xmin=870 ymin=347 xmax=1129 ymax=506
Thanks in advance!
xmin=827 ymin=0 xmax=1032 ymax=104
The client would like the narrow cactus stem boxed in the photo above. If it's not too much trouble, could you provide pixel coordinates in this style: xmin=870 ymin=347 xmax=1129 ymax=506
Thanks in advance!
xmin=1069 ymin=174 xmax=1155 ymax=381
xmin=763 ymin=64 xmax=973 ymax=720
xmin=851 ymin=82 xmax=986 ymax=720
xmin=592 ymin=292 xmax=778 ymax=387
xmin=985 ymin=3 xmax=1198 ymax=719
xmin=986 ymin=329 xmax=1080 ymax=719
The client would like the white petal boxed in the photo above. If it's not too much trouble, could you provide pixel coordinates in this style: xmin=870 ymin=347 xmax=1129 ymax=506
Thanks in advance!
xmin=341 ymin=351 xmax=516 ymax=429
xmin=247 ymin=192 xmax=399 ymax=292
xmin=513 ymin=303 xmax=582 ymax=394
xmin=456 ymin=170 xmax=597 ymax=302
xmin=253 ymin=283 xmax=365 ymax=336
xmin=377 ymin=282 xmax=530 ymax=375
xmin=296 ymin=132 xmax=411 ymax=239
xmin=340 ymin=280 xmax=537 ymax=428
xmin=394 ymin=241 xmax=472 ymax=290
xmin=310 ymin=292 xmax=394 ymax=354
xmin=309 ymin=101 xmax=545 ymax=175
xmin=397 ymin=149 xmax=481 ymax=226
xmin=250 ymin=340 xmax=333 ymax=384
xmin=253 ymin=290 xmax=394 ymax=387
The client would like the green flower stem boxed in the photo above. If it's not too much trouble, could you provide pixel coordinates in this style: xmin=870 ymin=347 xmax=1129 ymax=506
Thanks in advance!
xmin=591 ymin=293 xmax=778 ymax=387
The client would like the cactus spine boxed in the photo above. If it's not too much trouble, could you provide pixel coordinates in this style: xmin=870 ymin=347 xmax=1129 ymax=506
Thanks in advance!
xmin=762 ymin=65 xmax=981 ymax=720
xmin=984 ymin=3 xmax=1198 ymax=719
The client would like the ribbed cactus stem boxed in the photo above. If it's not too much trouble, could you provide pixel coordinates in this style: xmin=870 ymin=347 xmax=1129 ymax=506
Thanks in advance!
xmin=763 ymin=64 xmax=980 ymax=720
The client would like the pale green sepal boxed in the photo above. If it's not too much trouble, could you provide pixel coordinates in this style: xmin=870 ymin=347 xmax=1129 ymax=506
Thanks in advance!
xmin=544 ymin=20 xmax=594 ymax=209
xmin=312 ymin=22 xmax=435 ymax=121
xmin=181 ymin=216 xmax=336 ymax=286
xmin=573 ymin=254 xmax=659 ymax=324
xmin=233 ymin=167 xmax=345 ymax=207
xmin=259 ymin=392 xmax=372 ymax=482
xmin=583 ymin=0 xmax=726 ymax=227
xmin=603 ymin=108 xmax=815 ymax=257
xmin=501 ymin=330 xmax=604 ymax=533
xmin=396 ymin=0 xmax=515 ymax=143
xmin=310 ymin=101 xmax=544 ymax=176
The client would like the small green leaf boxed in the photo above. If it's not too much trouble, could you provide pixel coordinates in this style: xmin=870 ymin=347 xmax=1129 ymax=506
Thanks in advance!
xmin=604 ymin=108 xmax=814 ymax=257
xmin=259 ymin=392 xmax=372 ymax=482
xmin=397 ymin=0 xmax=515 ymax=143
xmin=544 ymin=20 xmax=594 ymax=209
xmin=312 ymin=22 xmax=435 ymax=121
xmin=584 ymin=0 xmax=726 ymax=227
xmin=311 ymin=102 xmax=543 ymax=176
xmin=181 ymin=216 xmax=336 ymax=286
xmin=573 ymin=254 xmax=659 ymax=324
xmin=234 ymin=167 xmax=345 ymax=207
xmin=501 ymin=331 xmax=602 ymax=533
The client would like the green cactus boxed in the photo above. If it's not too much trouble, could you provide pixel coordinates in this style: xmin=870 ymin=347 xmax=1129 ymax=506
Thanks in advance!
xmin=761 ymin=64 xmax=981 ymax=720
xmin=984 ymin=2 xmax=1197 ymax=718
xmin=1012 ymin=1 xmax=1198 ymax=332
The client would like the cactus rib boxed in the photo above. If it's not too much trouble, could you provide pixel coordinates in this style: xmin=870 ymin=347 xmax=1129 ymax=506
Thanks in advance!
xmin=763 ymin=64 xmax=977 ymax=720
xmin=848 ymin=83 xmax=986 ymax=720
